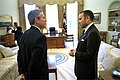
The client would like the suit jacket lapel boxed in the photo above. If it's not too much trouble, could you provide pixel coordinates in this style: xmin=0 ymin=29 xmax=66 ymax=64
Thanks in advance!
xmin=80 ymin=24 xmax=94 ymax=40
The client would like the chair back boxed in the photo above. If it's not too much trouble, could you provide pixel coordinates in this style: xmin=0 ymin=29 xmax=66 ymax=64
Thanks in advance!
xmin=110 ymin=33 xmax=120 ymax=48
xmin=65 ymin=34 xmax=74 ymax=41
xmin=118 ymin=33 xmax=120 ymax=38
xmin=49 ymin=27 xmax=56 ymax=36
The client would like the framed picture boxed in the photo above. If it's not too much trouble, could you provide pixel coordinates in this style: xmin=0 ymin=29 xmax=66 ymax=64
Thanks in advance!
xmin=93 ymin=13 xmax=101 ymax=24
xmin=0 ymin=16 xmax=13 ymax=27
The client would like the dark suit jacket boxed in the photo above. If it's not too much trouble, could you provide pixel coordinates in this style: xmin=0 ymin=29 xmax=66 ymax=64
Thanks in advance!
xmin=75 ymin=24 xmax=101 ymax=79
xmin=17 ymin=26 xmax=48 ymax=80
xmin=14 ymin=27 xmax=23 ymax=46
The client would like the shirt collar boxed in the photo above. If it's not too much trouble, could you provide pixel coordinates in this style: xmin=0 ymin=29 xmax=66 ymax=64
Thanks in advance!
xmin=31 ymin=25 xmax=41 ymax=32
xmin=84 ymin=22 xmax=93 ymax=33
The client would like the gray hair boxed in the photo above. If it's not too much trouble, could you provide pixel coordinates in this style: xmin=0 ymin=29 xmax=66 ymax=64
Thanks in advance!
xmin=28 ymin=9 xmax=43 ymax=25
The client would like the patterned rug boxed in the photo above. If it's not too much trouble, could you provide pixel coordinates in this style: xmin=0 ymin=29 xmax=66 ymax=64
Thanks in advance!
xmin=48 ymin=48 xmax=77 ymax=80
xmin=11 ymin=47 xmax=76 ymax=80
xmin=56 ymin=54 xmax=68 ymax=65
xmin=48 ymin=48 xmax=70 ymax=65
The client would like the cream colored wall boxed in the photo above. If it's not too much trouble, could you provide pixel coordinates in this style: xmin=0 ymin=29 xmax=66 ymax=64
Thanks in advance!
xmin=84 ymin=0 xmax=119 ymax=43
xmin=0 ymin=0 xmax=19 ymax=35
xmin=0 ymin=0 xmax=119 ymax=43
xmin=84 ymin=0 xmax=115 ymax=31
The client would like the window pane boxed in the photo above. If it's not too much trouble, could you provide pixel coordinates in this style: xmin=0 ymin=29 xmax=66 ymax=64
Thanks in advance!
xmin=24 ymin=4 xmax=36 ymax=30
xmin=67 ymin=1 xmax=78 ymax=40
xmin=46 ymin=4 xmax=59 ymax=32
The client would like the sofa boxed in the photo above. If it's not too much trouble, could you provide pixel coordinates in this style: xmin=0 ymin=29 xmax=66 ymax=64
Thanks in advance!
xmin=98 ymin=41 xmax=120 ymax=73
xmin=0 ymin=41 xmax=120 ymax=80
xmin=0 ymin=45 xmax=19 ymax=80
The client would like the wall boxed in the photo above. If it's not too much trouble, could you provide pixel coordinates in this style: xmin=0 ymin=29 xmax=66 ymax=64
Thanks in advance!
xmin=0 ymin=0 xmax=119 ymax=43
xmin=84 ymin=0 xmax=119 ymax=43
xmin=0 ymin=0 xmax=19 ymax=35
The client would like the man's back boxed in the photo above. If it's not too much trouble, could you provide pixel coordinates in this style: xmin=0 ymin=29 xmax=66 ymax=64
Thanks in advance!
xmin=18 ymin=26 xmax=48 ymax=79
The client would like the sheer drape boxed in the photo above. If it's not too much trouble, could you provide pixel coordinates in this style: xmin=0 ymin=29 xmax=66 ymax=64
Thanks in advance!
xmin=24 ymin=4 xmax=36 ymax=30
xmin=46 ymin=4 xmax=59 ymax=31
xmin=18 ymin=0 xmax=84 ymax=36
xmin=67 ymin=1 xmax=78 ymax=41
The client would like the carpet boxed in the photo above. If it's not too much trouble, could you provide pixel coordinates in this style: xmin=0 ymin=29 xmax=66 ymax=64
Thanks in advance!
xmin=56 ymin=54 xmax=68 ymax=65
xmin=48 ymin=48 xmax=70 ymax=65
xmin=12 ymin=47 xmax=77 ymax=80
xmin=48 ymin=48 xmax=77 ymax=80
xmin=48 ymin=53 xmax=68 ymax=65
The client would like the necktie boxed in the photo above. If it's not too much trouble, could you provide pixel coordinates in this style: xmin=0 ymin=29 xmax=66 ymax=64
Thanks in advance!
xmin=82 ymin=30 xmax=85 ymax=35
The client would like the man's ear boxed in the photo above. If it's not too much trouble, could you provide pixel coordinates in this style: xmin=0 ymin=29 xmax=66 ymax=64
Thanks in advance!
xmin=86 ymin=16 xmax=90 ymax=21
xmin=35 ymin=18 xmax=39 ymax=23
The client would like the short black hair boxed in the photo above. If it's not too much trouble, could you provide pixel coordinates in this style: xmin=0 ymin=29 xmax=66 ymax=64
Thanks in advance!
xmin=79 ymin=10 xmax=94 ymax=21
xmin=14 ymin=22 xmax=18 ymax=27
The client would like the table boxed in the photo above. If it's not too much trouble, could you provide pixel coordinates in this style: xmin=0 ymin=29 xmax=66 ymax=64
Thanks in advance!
xmin=46 ymin=34 xmax=65 ymax=48
xmin=99 ymin=70 xmax=120 ymax=80
xmin=1 ymin=33 xmax=15 ymax=47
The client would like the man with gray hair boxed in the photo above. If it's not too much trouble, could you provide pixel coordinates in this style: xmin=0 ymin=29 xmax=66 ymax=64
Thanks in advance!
xmin=17 ymin=9 xmax=48 ymax=80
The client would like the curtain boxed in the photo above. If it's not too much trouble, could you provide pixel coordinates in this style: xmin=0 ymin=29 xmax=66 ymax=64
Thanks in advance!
xmin=24 ymin=4 xmax=36 ymax=30
xmin=18 ymin=0 xmax=84 ymax=35
xmin=78 ymin=1 xmax=84 ymax=39
xmin=18 ymin=0 xmax=83 ymax=7
xmin=67 ymin=1 xmax=78 ymax=41
xmin=18 ymin=4 xmax=45 ymax=31
xmin=46 ymin=4 xmax=59 ymax=30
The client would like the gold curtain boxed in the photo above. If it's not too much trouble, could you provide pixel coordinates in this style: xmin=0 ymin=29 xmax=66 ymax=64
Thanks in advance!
xmin=78 ymin=2 xmax=84 ymax=39
xmin=58 ymin=5 xmax=64 ymax=28
xmin=18 ymin=5 xmax=26 ymax=31
xmin=18 ymin=0 xmax=83 ymax=7
xmin=18 ymin=4 xmax=46 ymax=31
xmin=18 ymin=0 xmax=84 ymax=35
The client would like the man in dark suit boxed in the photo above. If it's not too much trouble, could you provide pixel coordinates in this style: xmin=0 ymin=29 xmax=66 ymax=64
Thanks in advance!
xmin=17 ymin=9 xmax=48 ymax=80
xmin=69 ymin=10 xmax=101 ymax=80
xmin=13 ymin=26 xmax=23 ymax=46
xmin=12 ymin=22 xmax=23 ymax=46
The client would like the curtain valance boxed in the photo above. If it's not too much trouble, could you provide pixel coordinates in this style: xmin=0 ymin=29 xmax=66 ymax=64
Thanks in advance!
xmin=18 ymin=0 xmax=83 ymax=7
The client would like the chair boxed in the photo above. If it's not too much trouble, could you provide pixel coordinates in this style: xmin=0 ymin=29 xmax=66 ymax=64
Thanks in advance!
xmin=49 ymin=27 xmax=56 ymax=36
xmin=65 ymin=34 xmax=74 ymax=47
xmin=110 ymin=33 xmax=120 ymax=48
xmin=99 ymin=31 xmax=107 ymax=42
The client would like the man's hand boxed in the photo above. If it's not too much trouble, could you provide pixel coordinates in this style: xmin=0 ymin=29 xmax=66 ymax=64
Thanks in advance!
xmin=69 ymin=49 xmax=76 ymax=57
xmin=20 ymin=74 xmax=25 ymax=80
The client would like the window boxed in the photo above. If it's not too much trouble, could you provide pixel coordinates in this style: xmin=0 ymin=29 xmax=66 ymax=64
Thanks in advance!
xmin=24 ymin=4 xmax=36 ymax=30
xmin=66 ymin=1 xmax=78 ymax=41
xmin=46 ymin=4 xmax=59 ymax=32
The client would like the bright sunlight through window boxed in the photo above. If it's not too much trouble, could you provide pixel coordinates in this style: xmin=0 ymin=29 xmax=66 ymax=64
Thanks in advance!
xmin=46 ymin=4 xmax=59 ymax=32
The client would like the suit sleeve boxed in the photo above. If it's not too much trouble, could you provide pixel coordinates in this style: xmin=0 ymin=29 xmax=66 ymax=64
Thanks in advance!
xmin=17 ymin=49 xmax=24 ymax=75
xmin=75 ymin=32 xmax=100 ymax=62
